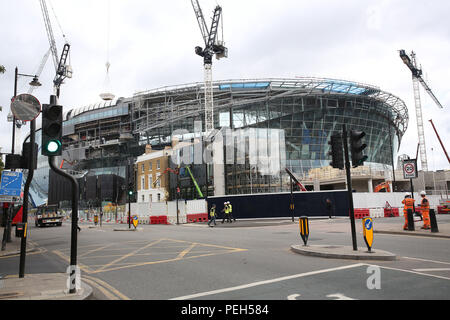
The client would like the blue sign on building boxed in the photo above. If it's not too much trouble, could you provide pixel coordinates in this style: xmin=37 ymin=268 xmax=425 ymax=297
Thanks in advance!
xmin=0 ymin=171 xmax=23 ymax=197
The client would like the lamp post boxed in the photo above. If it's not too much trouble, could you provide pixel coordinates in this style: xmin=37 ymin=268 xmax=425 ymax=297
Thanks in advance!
xmin=2 ymin=68 xmax=41 ymax=247
xmin=12 ymin=67 xmax=41 ymax=154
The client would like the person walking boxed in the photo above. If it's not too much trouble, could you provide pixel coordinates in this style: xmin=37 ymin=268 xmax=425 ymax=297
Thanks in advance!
xmin=208 ymin=204 xmax=217 ymax=227
xmin=76 ymin=210 xmax=81 ymax=232
xmin=228 ymin=201 xmax=235 ymax=222
xmin=325 ymin=198 xmax=333 ymax=219
xmin=420 ymin=191 xmax=431 ymax=229
xmin=402 ymin=194 xmax=415 ymax=230
xmin=221 ymin=202 xmax=231 ymax=223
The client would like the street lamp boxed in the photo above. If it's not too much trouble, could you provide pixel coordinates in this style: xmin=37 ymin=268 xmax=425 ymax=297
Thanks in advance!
xmin=12 ymin=67 xmax=41 ymax=154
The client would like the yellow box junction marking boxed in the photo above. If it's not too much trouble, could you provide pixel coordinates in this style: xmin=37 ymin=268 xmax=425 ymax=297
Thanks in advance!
xmin=52 ymin=238 xmax=247 ymax=274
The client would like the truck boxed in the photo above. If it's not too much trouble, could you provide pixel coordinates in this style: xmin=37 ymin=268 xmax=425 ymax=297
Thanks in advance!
xmin=34 ymin=204 xmax=64 ymax=227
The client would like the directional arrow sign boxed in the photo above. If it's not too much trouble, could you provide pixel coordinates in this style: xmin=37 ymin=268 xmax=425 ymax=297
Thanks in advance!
xmin=0 ymin=171 xmax=23 ymax=197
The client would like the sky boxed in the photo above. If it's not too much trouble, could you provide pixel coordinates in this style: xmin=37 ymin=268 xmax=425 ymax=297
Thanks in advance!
xmin=0 ymin=0 xmax=449 ymax=171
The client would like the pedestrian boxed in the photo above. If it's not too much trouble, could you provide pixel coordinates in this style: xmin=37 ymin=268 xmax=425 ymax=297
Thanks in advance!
xmin=228 ymin=201 xmax=235 ymax=222
xmin=221 ymin=202 xmax=231 ymax=223
xmin=325 ymin=198 xmax=333 ymax=219
xmin=419 ymin=191 xmax=431 ymax=229
xmin=76 ymin=210 xmax=81 ymax=232
xmin=402 ymin=194 xmax=415 ymax=230
xmin=208 ymin=204 xmax=217 ymax=227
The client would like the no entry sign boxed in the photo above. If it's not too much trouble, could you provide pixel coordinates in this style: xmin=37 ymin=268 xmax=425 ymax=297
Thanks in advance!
xmin=403 ymin=159 xmax=418 ymax=179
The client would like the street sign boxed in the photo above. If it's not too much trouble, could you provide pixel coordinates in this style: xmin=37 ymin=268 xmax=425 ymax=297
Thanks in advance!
xmin=132 ymin=215 xmax=139 ymax=228
xmin=0 ymin=171 xmax=23 ymax=199
xmin=362 ymin=217 xmax=374 ymax=252
xmin=402 ymin=159 xmax=418 ymax=179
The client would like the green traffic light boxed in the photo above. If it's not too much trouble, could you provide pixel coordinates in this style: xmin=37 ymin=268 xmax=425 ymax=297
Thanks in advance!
xmin=45 ymin=140 xmax=62 ymax=154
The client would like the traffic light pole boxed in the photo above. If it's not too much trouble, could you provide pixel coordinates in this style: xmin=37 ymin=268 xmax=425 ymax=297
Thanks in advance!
xmin=18 ymin=119 xmax=36 ymax=278
xmin=343 ymin=125 xmax=358 ymax=251
xmin=49 ymin=155 xmax=79 ymax=293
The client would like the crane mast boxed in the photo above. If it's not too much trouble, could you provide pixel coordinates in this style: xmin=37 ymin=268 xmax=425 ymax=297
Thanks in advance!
xmin=39 ymin=0 xmax=59 ymax=72
xmin=399 ymin=49 xmax=444 ymax=172
xmin=191 ymin=0 xmax=227 ymax=133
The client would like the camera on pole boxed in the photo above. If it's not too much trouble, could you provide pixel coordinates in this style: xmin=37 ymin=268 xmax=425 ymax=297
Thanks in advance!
xmin=350 ymin=130 xmax=368 ymax=168
xmin=328 ymin=134 xmax=344 ymax=169
xmin=41 ymin=102 xmax=63 ymax=156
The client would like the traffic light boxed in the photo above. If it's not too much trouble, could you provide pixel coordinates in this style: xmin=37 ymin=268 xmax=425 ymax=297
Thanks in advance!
xmin=128 ymin=183 xmax=134 ymax=196
xmin=350 ymin=130 xmax=368 ymax=168
xmin=41 ymin=102 xmax=63 ymax=156
xmin=328 ymin=134 xmax=344 ymax=169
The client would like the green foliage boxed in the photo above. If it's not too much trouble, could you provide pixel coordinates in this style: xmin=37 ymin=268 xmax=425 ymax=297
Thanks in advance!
xmin=0 ymin=65 xmax=5 ymax=73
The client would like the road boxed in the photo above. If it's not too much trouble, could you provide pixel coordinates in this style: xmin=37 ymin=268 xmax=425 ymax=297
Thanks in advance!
xmin=1 ymin=216 xmax=450 ymax=301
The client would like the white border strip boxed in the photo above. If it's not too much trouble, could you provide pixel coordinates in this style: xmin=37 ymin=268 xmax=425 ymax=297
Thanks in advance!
xmin=170 ymin=263 xmax=364 ymax=300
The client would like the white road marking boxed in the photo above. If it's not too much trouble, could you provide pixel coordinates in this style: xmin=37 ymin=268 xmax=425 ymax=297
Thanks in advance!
xmin=287 ymin=294 xmax=301 ymax=300
xmin=402 ymin=256 xmax=450 ymax=265
xmin=170 ymin=263 xmax=365 ymax=300
xmin=326 ymin=293 xmax=355 ymax=300
xmin=412 ymin=268 xmax=450 ymax=272
xmin=367 ymin=264 xmax=450 ymax=281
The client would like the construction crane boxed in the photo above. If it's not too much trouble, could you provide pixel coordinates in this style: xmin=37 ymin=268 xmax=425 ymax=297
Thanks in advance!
xmin=429 ymin=119 xmax=450 ymax=164
xmin=39 ymin=0 xmax=72 ymax=98
xmin=28 ymin=48 xmax=51 ymax=94
xmin=399 ymin=49 xmax=444 ymax=172
xmin=191 ymin=0 xmax=228 ymax=133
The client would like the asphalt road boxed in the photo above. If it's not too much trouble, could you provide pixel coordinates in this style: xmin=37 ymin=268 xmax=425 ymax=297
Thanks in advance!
xmin=1 ymin=216 xmax=450 ymax=301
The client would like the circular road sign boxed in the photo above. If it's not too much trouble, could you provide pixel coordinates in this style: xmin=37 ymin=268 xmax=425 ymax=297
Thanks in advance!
xmin=10 ymin=94 xmax=41 ymax=122
xmin=404 ymin=163 xmax=415 ymax=174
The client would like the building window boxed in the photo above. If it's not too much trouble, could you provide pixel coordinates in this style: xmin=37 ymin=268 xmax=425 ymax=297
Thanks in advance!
xmin=149 ymin=162 xmax=152 ymax=171
xmin=157 ymin=160 xmax=160 ymax=170
xmin=142 ymin=195 xmax=145 ymax=202
xmin=141 ymin=163 xmax=145 ymax=173
xmin=141 ymin=176 xmax=145 ymax=190
xmin=157 ymin=193 xmax=161 ymax=202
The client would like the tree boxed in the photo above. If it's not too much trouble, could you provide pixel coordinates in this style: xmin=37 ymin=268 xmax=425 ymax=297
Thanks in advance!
xmin=0 ymin=65 xmax=5 ymax=73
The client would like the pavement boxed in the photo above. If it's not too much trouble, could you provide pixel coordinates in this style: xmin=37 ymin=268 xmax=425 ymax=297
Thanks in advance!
xmin=0 ymin=235 xmax=93 ymax=300
xmin=289 ymin=213 xmax=450 ymax=260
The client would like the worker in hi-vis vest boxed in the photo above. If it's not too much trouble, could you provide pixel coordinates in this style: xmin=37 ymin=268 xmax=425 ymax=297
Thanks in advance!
xmin=420 ymin=191 xmax=431 ymax=229
xmin=227 ymin=201 xmax=235 ymax=222
xmin=402 ymin=194 xmax=415 ymax=230
xmin=208 ymin=204 xmax=217 ymax=227
xmin=222 ymin=202 xmax=231 ymax=223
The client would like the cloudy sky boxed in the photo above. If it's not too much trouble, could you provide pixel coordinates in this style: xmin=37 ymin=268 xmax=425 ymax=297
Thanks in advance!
xmin=1 ymin=0 xmax=449 ymax=170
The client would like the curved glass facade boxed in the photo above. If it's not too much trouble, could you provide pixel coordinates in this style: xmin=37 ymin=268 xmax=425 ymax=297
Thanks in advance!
xmin=28 ymin=77 xmax=408 ymax=204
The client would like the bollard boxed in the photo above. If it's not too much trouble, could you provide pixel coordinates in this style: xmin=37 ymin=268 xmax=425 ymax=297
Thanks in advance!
xmin=299 ymin=216 xmax=309 ymax=246
xmin=429 ymin=209 xmax=439 ymax=233
xmin=407 ymin=209 xmax=415 ymax=231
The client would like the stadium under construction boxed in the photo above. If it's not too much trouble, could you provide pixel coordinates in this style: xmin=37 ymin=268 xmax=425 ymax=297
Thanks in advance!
xmin=29 ymin=77 xmax=410 ymax=208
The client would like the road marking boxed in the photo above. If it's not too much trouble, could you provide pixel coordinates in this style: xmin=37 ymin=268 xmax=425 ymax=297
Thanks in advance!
xmin=176 ymin=243 xmax=197 ymax=259
xmin=326 ymin=293 xmax=355 ymax=300
xmin=78 ymin=244 xmax=113 ymax=258
xmin=82 ymin=275 xmax=130 ymax=300
xmin=95 ymin=239 xmax=164 ymax=272
xmin=287 ymin=294 xmax=301 ymax=300
xmin=412 ymin=268 xmax=450 ymax=272
xmin=52 ymin=250 xmax=95 ymax=274
xmin=366 ymin=264 xmax=450 ymax=281
xmin=170 ymin=263 xmax=365 ymax=300
xmin=402 ymin=256 xmax=450 ymax=265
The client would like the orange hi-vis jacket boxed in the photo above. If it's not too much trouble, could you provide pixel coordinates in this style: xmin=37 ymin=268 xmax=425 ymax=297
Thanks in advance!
xmin=421 ymin=197 xmax=430 ymax=212
xmin=402 ymin=198 xmax=415 ymax=214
